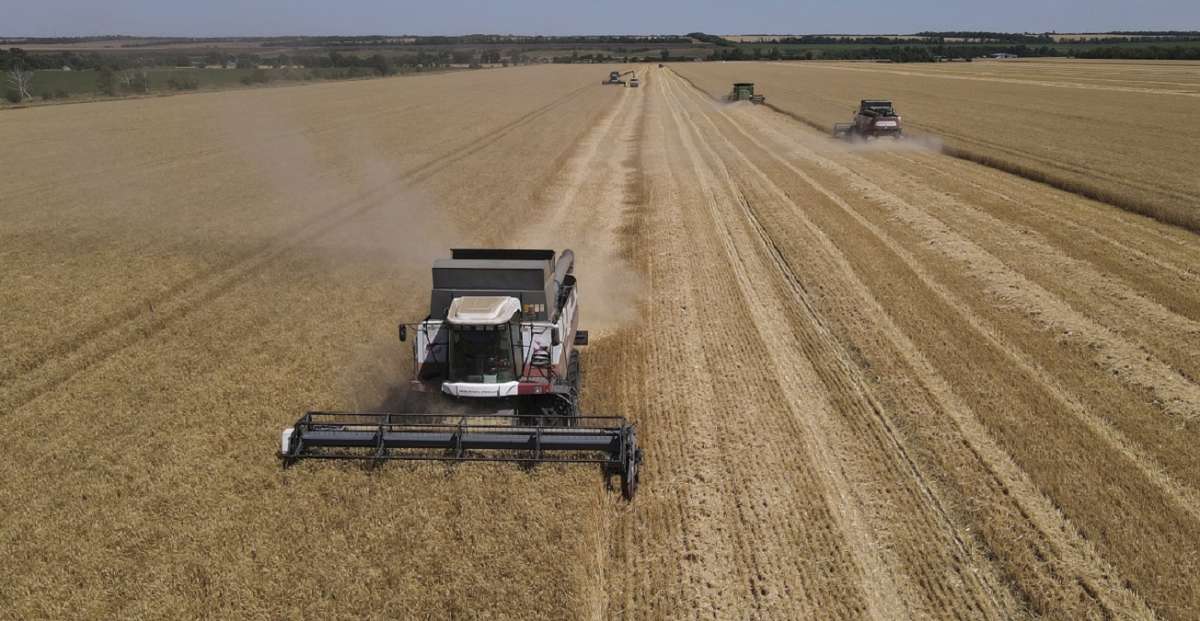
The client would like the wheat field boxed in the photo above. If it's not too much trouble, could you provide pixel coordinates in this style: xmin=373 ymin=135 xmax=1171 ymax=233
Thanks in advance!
xmin=3 ymin=61 xmax=1200 ymax=619
xmin=675 ymin=59 xmax=1200 ymax=229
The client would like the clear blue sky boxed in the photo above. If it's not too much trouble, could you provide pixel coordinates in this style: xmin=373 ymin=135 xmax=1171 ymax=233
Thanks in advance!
xmin=5 ymin=0 xmax=1198 ymax=37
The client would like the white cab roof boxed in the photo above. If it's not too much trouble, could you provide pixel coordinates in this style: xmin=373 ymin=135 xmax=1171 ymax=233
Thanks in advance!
xmin=446 ymin=296 xmax=521 ymax=325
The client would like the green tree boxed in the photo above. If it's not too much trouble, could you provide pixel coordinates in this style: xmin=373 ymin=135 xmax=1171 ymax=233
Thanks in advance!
xmin=369 ymin=54 xmax=392 ymax=76
xmin=660 ymin=49 xmax=670 ymax=60
xmin=96 ymin=67 xmax=116 ymax=96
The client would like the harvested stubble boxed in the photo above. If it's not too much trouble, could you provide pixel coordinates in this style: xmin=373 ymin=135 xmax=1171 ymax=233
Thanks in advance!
xmin=674 ymin=59 xmax=1200 ymax=231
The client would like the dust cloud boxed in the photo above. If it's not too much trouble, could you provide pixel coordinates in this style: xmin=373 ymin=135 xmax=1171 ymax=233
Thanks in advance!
xmin=839 ymin=133 xmax=945 ymax=154
xmin=217 ymin=96 xmax=464 ymax=271
xmin=571 ymin=246 xmax=643 ymax=333
xmin=215 ymin=96 xmax=467 ymax=411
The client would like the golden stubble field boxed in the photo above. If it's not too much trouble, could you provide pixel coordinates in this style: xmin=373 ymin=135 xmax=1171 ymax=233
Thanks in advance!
xmin=3 ymin=60 xmax=1200 ymax=619
xmin=674 ymin=59 xmax=1200 ymax=229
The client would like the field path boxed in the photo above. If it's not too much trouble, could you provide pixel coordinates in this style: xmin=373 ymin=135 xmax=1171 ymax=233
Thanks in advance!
xmin=595 ymin=65 xmax=1196 ymax=619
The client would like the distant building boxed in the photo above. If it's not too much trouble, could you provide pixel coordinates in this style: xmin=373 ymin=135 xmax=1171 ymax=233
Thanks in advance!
xmin=991 ymin=52 xmax=1018 ymax=59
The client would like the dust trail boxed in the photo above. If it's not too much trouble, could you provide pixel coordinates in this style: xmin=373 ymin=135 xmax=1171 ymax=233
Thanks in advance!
xmin=216 ymin=99 xmax=467 ymax=411
xmin=519 ymin=83 xmax=646 ymax=335
xmin=839 ymin=134 xmax=945 ymax=154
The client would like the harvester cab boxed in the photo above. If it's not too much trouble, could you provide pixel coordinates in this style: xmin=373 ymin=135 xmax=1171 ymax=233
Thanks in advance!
xmin=409 ymin=249 xmax=584 ymax=409
xmin=279 ymin=249 xmax=642 ymax=499
xmin=835 ymin=99 xmax=903 ymax=140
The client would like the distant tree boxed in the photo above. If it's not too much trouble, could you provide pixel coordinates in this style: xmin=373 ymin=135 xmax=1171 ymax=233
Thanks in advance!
xmin=118 ymin=67 xmax=150 ymax=93
xmin=166 ymin=75 xmax=199 ymax=90
xmin=660 ymin=48 xmax=670 ymax=60
xmin=239 ymin=69 xmax=271 ymax=85
xmin=6 ymin=64 xmax=33 ymax=101
xmin=96 ymin=67 xmax=117 ymax=95
xmin=369 ymin=54 xmax=392 ymax=76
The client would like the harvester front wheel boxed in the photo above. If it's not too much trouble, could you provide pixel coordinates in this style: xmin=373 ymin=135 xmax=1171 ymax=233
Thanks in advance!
xmin=620 ymin=427 xmax=642 ymax=500
xmin=516 ymin=351 xmax=580 ymax=427
xmin=547 ymin=351 xmax=581 ymax=427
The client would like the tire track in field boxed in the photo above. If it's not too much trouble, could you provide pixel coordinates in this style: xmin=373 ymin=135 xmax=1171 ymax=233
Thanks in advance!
xmin=781 ymin=157 xmax=1200 ymax=619
xmin=884 ymin=151 xmax=1200 ymax=282
xmin=722 ymin=93 xmax=1200 ymax=521
xmin=840 ymin=149 xmax=1200 ymax=379
xmin=663 ymin=68 xmax=1164 ymax=617
xmin=0 ymin=82 xmax=596 ymax=414
xmin=699 ymin=102 xmax=1161 ymax=617
xmin=673 ymin=73 xmax=1174 ymax=617
xmin=793 ymin=139 xmax=1200 ymax=420
xmin=687 ymin=84 xmax=1200 ymax=616
xmin=666 ymin=69 xmax=1007 ymax=618
xmin=518 ymin=74 xmax=648 ymax=619
xmin=530 ymin=83 xmax=638 ymax=236
xmin=672 ymin=67 xmax=1200 ymax=420
xmin=699 ymin=70 xmax=1200 ymax=273
xmin=781 ymin=76 xmax=1196 ymax=211
xmin=663 ymin=71 xmax=1025 ymax=619
xmin=673 ymin=67 xmax=1199 ymax=231
xmin=656 ymin=72 xmax=891 ymax=619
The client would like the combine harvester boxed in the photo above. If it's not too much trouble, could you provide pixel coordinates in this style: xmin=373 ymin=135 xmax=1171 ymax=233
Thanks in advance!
xmin=279 ymin=249 xmax=643 ymax=499
xmin=834 ymin=99 xmax=903 ymax=140
xmin=603 ymin=70 xmax=626 ymax=85
xmin=728 ymin=82 xmax=766 ymax=104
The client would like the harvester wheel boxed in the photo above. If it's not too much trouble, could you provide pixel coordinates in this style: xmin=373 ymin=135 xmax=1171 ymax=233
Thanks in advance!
xmin=542 ymin=351 xmax=581 ymax=427
xmin=620 ymin=427 xmax=642 ymax=500
xmin=566 ymin=351 xmax=581 ymax=419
